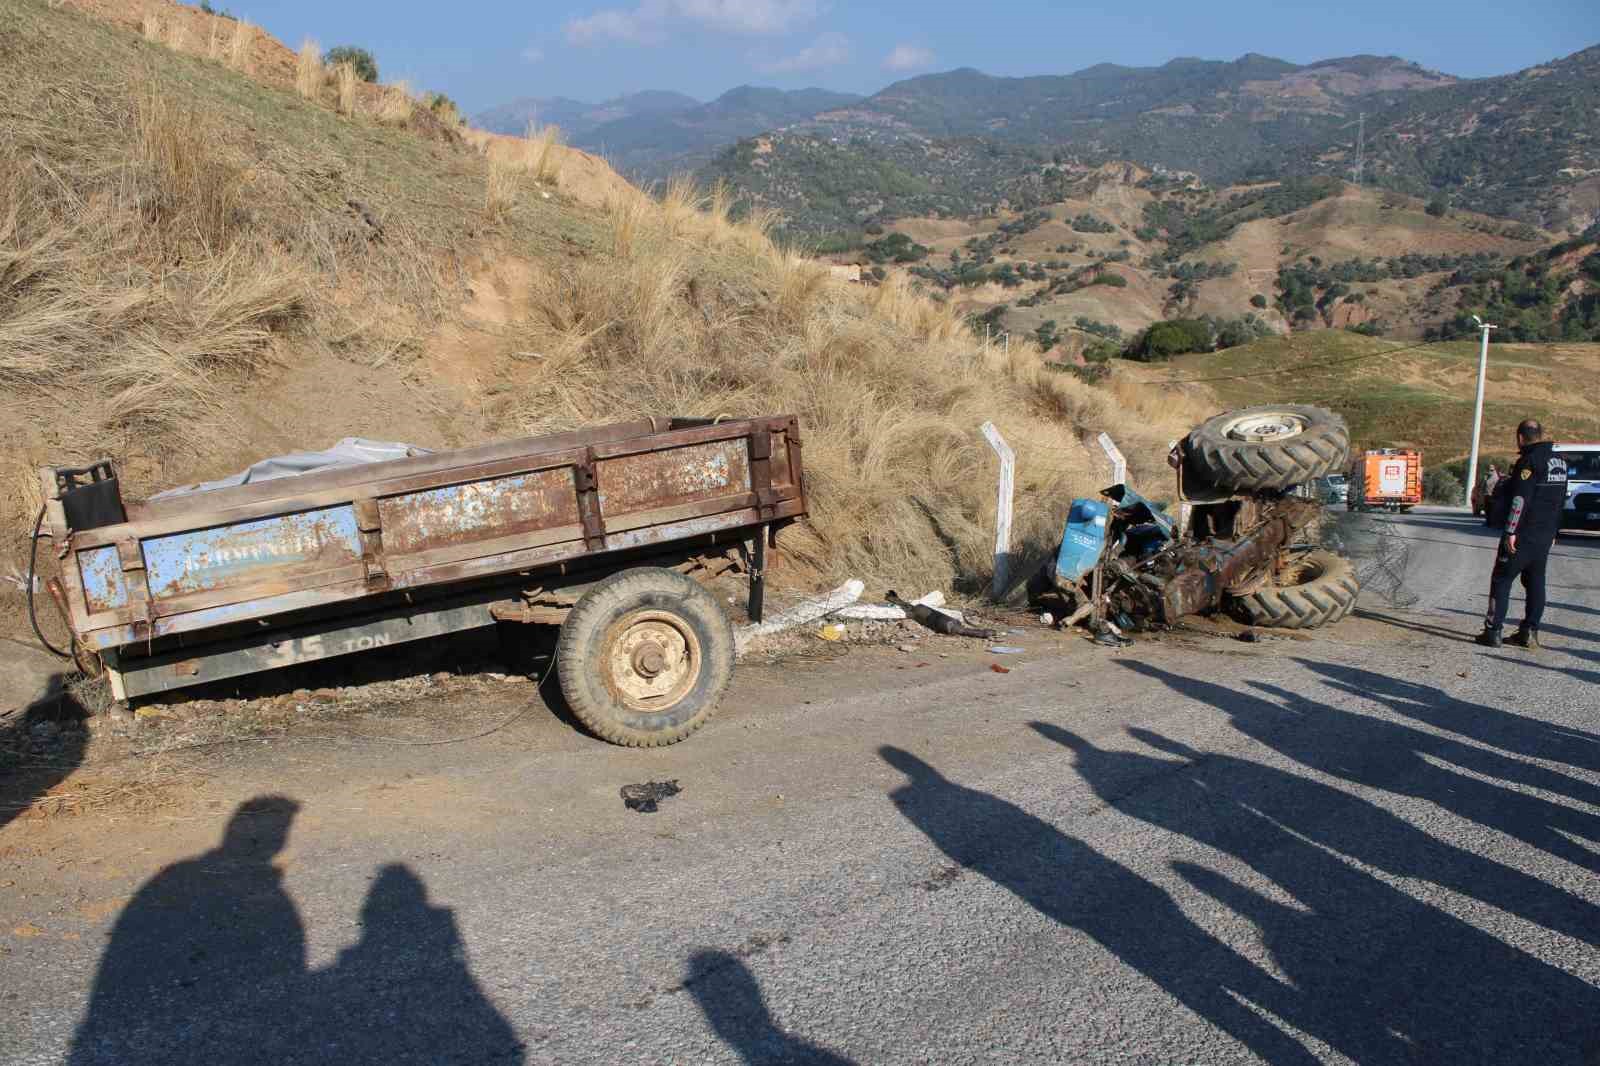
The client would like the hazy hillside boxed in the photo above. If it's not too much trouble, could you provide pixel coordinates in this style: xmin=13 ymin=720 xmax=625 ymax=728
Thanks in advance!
xmin=578 ymin=85 xmax=864 ymax=180
xmin=474 ymin=90 xmax=700 ymax=139
xmin=830 ymin=54 xmax=1449 ymax=139
xmin=1336 ymin=45 xmax=1600 ymax=229
xmin=703 ymin=45 xmax=1598 ymax=235
xmin=1 ymin=0 xmax=1210 ymax=643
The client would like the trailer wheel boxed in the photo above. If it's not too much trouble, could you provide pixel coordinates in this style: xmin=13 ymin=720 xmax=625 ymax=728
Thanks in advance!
xmin=1231 ymin=550 xmax=1359 ymax=630
xmin=556 ymin=567 xmax=734 ymax=747
xmin=1186 ymin=405 xmax=1350 ymax=493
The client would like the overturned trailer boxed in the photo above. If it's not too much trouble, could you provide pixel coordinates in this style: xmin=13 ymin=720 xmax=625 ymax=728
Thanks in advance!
xmin=36 ymin=416 xmax=806 ymax=746
xmin=1033 ymin=405 xmax=1360 ymax=632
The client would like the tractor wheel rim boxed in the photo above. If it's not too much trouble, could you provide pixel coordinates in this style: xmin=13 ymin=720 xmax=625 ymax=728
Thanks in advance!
xmin=1222 ymin=412 xmax=1309 ymax=443
xmin=603 ymin=610 xmax=699 ymax=713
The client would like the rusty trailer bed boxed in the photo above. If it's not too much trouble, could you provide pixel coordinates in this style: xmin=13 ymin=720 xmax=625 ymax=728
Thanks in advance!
xmin=43 ymin=416 xmax=805 ymax=701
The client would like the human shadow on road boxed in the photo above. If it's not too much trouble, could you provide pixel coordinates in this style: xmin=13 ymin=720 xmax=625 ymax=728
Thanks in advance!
xmin=1249 ymin=675 xmax=1600 ymax=872
xmin=1299 ymin=657 xmax=1600 ymax=775
xmin=1120 ymin=662 xmax=1600 ymax=946
xmin=1486 ymin=653 xmax=1600 ymax=688
xmin=69 ymin=797 xmax=524 ymax=1065
xmin=1545 ymin=599 xmax=1600 ymax=618
xmin=685 ymin=950 xmax=855 ymax=1065
xmin=1438 ymin=605 xmax=1599 ymax=644
xmin=879 ymin=746 xmax=1323 ymax=1066
xmin=1349 ymin=607 xmax=1476 ymax=643
xmin=0 ymin=679 xmax=88 ymax=834
xmin=1032 ymin=722 xmax=1600 ymax=1064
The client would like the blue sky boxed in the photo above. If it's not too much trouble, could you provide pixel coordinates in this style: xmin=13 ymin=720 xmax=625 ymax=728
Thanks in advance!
xmin=237 ymin=0 xmax=1598 ymax=113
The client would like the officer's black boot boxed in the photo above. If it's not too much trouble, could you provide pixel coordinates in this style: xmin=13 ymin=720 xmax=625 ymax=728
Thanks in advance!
xmin=1475 ymin=626 xmax=1503 ymax=648
xmin=1506 ymin=627 xmax=1540 ymax=651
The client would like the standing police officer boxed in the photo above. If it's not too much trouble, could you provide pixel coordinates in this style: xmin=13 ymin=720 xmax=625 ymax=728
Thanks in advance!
xmin=1477 ymin=419 xmax=1568 ymax=649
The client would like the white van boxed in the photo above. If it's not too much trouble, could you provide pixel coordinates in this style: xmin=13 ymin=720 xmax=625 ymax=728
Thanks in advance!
xmin=1555 ymin=443 xmax=1600 ymax=533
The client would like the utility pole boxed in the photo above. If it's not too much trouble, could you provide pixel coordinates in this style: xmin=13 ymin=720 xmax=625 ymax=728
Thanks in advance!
xmin=1464 ymin=316 xmax=1497 ymax=511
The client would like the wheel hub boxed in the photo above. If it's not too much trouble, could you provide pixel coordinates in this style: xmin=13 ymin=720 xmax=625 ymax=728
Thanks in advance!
xmin=1222 ymin=412 xmax=1309 ymax=443
xmin=604 ymin=612 xmax=698 ymax=712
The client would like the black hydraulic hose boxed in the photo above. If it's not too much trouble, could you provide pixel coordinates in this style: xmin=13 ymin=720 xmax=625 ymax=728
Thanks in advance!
xmin=28 ymin=505 xmax=72 ymax=659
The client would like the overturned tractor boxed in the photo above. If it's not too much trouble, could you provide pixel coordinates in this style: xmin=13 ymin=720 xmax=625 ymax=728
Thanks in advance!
xmin=1031 ymin=405 xmax=1360 ymax=634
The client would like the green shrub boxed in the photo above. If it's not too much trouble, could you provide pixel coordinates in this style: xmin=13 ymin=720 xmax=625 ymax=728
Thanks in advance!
xmin=1425 ymin=196 xmax=1448 ymax=218
xmin=1127 ymin=318 xmax=1212 ymax=361
xmin=1250 ymin=293 xmax=1268 ymax=309
xmin=1422 ymin=467 xmax=1463 ymax=505
xmin=325 ymin=46 xmax=379 ymax=83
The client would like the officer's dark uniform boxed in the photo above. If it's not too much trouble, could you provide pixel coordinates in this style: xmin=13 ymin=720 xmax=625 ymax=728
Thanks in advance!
xmin=1483 ymin=440 xmax=1568 ymax=644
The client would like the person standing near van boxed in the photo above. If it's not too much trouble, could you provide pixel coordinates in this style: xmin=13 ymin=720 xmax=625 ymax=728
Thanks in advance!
xmin=1478 ymin=420 xmax=1568 ymax=649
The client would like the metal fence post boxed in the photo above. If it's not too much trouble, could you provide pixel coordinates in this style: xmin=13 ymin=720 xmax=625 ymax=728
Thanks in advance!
xmin=980 ymin=421 xmax=1015 ymax=601
xmin=1097 ymin=432 xmax=1126 ymax=486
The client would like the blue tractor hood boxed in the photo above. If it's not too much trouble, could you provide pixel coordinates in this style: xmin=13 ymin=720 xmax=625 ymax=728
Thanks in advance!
xmin=1053 ymin=484 xmax=1176 ymax=585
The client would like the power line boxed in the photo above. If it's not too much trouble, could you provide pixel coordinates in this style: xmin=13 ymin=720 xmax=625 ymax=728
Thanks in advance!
xmin=1137 ymin=334 xmax=1473 ymax=386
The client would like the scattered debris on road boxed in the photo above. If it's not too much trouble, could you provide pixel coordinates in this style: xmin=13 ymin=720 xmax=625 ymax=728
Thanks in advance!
xmin=735 ymin=580 xmax=864 ymax=652
xmin=620 ymin=780 xmax=682 ymax=814
xmin=886 ymin=592 xmax=998 ymax=639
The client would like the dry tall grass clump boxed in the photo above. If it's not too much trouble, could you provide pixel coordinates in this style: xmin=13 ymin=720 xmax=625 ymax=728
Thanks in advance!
xmin=379 ymin=81 xmax=414 ymax=126
xmin=140 ymin=12 xmax=160 ymax=41
xmin=334 ymin=61 xmax=358 ymax=116
xmin=485 ymin=159 xmax=519 ymax=221
xmin=165 ymin=16 xmax=188 ymax=54
xmin=228 ymin=18 xmax=254 ymax=71
xmin=525 ymin=124 xmax=564 ymax=186
xmin=295 ymin=40 xmax=322 ymax=101
xmin=493 ymin=189 xmax=1207 ymax=592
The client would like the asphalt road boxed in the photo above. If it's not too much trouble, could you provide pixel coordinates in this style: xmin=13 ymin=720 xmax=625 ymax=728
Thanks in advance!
xmin=4 ymin=510 xmax=1599 ymax=1064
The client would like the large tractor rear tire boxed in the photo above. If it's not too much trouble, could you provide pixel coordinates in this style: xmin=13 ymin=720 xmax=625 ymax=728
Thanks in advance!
xmin=1232 ymin=550 xmax=1359 ymax=630
xmin=1186 ymin=405 xmax=1350 ymax=494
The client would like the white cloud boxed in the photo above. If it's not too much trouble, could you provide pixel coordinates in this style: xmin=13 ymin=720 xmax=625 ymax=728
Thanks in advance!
xmin=521 ymin=44 xmax=545 ymax=63
xmin=565 ymin=0 xmax=819 ymax=45
xmin=883 ymin=43 xmax=935 ymax=72
xmin=760 ymin=32 xmax=850 ymax=74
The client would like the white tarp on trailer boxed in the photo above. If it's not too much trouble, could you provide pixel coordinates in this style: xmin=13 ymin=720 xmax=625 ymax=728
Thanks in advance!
xmin=150 ymin=439 xmax=433 ymax=500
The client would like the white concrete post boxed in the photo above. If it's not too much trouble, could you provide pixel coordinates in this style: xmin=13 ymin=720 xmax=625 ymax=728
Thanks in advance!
xmin=1097 ymin=432 xmax=1127 ymax=486
xmin=980 ymin=421 xmax=1015 ymax=601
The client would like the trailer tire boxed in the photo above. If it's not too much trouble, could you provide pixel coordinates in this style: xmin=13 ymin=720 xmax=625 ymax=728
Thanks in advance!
xmin=1232 ymin=550 xmax=1359 ymax=630
xmin=557 ymin=567 xmax=735 ymax=747
xmin=1186 ymin=405 xmax=1350 ymax=493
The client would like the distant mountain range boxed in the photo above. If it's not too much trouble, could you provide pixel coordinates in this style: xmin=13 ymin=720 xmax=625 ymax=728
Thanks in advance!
xmin=474 ymin=86 xmax=863 ymax=178
xmin=478 ymin=45 xmax=1600 ymax=232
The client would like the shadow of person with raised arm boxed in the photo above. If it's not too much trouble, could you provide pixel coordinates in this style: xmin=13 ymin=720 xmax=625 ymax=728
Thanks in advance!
xmin=1249 ymin=675 xmax=1600 ymax=873
xmin=1298 ymin=656 xmax=1600 ymax=775
xmin=1034 ymin=722 xmax=1600 ymax=1063
xmin=879 ymin=746 xmax=1323 ymax=1066
xmin=70 ymin=796 xmax=306 ymax=1065
xmin=685 ymin=950 xmax=854 ymax=1065
xmin=304 ymin=864 xmax=525 ymax=1064
xmin=1117 ymin=662 xmax=1600 ymax=949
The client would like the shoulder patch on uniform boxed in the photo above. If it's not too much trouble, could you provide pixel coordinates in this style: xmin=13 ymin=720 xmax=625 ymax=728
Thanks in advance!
xmin=1520 ymin=468 xmax=1532 ymax=480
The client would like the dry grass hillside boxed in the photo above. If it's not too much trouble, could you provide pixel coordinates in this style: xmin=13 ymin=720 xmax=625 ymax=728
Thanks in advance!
xmin=0 ymin=0 xmax=1209 ymax=641
xmin=875 ymin=175 xmax=1549 ymax=347
xmin=1148 ymin=333 xmax=1600 ymax=461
